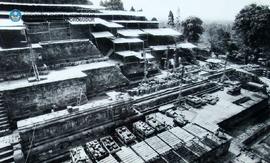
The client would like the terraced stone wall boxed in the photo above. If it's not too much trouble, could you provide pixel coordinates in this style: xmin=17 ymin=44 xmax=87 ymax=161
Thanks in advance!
xmin=4 ymin=77 xmax=87 ymax=121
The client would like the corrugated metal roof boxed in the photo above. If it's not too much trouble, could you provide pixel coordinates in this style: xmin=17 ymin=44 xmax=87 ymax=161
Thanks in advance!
xmin=185 ymin=140 xmax=208 ymax=157
xmin=98 ymin=155 xmax=118 ymax=163
xmin=116 ymin=147 xmax=144 ymax=163
xmin=115 ymin=51 xmax=154 ymax=60
xmin=69 ymin=17 xmax=123 ymax=28
xmin=183 ymin=124 xmax=209 ymax=138
xmin=91 ymin=31 xmax=114 ymax=38
xmin=143 ymin=28 xmax=181 ymax=36
xmin=145 ymin=136 xmax=171 ymax=155
xmin=112 ymin=38 xmax=143 ymax=44
xmin=117 ymin=29 xmax=146 ymax=37
xmin=131 ymin=141 xmax=159 ymax=162
xmin=169 ymin=127 xmax=195 ymax=142
xmin=157 ymin=131 xmax=182 ymax=148
xmin=0 ymin=18 xmax=25 ymax=30
xmin=113 ymin=20 xmax=158 ymax=24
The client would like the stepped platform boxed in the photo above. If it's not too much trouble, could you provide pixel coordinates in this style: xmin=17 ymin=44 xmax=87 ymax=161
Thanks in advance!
xmin=180 ymin=88 xmax=268 ymax=130
xmin=0 ymin=61 xmax=129 ymax=120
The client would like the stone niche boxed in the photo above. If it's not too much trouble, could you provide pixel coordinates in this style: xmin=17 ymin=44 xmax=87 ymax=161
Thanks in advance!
xmin=4 ymin=77 xmax=87 ymax=121
xmin=83 ymin=65 xmax=129 ymax=96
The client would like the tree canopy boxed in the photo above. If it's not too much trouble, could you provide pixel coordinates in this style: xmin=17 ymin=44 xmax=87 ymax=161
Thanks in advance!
xmin=130 ymin=6 xmax=135 ymax=12
xmin=100 ymin=0 xmax=124 ymax=10
xmin=233 ymin=4 xmax=270 ymax=49
xmin=175 ymin=7 xmax=181 ymax=31
xmin=206 ymin=24 xmax=236 ymax=55
xmin=182 ymin=16 xmax=204 ymax=43
xmin=151 ymin=17 xmax=158 ymax=21
xmin=167 ymin=10 xmax=175 ymax=28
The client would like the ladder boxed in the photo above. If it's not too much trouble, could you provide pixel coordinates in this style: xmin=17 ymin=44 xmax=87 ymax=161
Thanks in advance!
xmin=220 ymin=53 xmax=231 ymax=82
xmin=77 ymin=89 xmax=88 ymax=106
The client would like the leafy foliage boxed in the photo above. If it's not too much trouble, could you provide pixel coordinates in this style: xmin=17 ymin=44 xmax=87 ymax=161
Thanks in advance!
xmin=151 ymin=17 xmax=158 ymax=21
xmin=233 ymin=4 xmax=270 ymax=49
xmin=100 ymin=0 xmax=124 ymax=10
xmin=182 ymin=16 xmax=204 ymax=43
xmin=207 ymin=25 xmax=237 ymax=56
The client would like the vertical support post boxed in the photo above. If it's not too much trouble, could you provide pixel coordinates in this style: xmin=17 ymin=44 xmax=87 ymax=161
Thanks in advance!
xmin=48 ymin=21 xmax=52 ymax=41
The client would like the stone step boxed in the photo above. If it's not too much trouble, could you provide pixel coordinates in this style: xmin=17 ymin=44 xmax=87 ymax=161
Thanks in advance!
xmin=0 ymin=129 xmax=10 ymax=137
xmin=0 ymin=107 xmax=6 ymax=111
xmin=0 ymin=144 xmax=12 ymax=153
xmin=0 ymin=149 xmax=13 ymax=160
xmin=0 ymin=155 xmax=13 ymax=163
xmin=0 ymin=111 xmax=7 ymax=115
xmin=0 ymin=123 xmax=9 ymax=130
xmin=0 ymin=115 xmax=8 ymax=121
xmin=0 ymin=110 xmax=6 ymax=114
xmin=0 ymin=120 xmax=8 ymax=126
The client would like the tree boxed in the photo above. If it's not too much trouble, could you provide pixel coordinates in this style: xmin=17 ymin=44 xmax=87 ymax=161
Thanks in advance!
xmin=233 ymin=4 xmax=270 ymax=62
xmin=234 ymin=4 xmax=270 ymax=48
xmin=100 ymin=0 xmax=104 ymax=6
xmin=182 ymin=16 xmax=204 ymax=43
xmin=151 ymin=17 xmax=158 ymax=21
xmin=167 ymin=10 xmax=175 ymax=28
xmin=130 ymin=6 xmax=135 ymax=11
xmin=207 ymin=25 xmax=232 ymax=56
xmin=175 ymin=7 xmax=181 ymax=31
xmin=100 ymin=0 xmax=124 ymax=10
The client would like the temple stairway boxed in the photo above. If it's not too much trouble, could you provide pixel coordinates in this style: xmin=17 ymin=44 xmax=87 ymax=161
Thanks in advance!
xmin=0 ymin=143 xmax=14 ymax=163
xmin=0 ymin=92 xmax=10 ymax=137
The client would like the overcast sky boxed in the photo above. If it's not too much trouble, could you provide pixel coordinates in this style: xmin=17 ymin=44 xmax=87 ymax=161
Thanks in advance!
xmin=91 ymin=0 xmax=270 ymax=22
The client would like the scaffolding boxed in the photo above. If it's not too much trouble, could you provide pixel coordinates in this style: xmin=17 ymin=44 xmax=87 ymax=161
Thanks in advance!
xmin=220 ymin=52 xmax=231 ymax=83
xmin=25 ymin=31 xmax=40 ymax=82
xmin=76 ymin=88 xmax=88 ymax=106
xmin=25 ymin=21 xmax=70 ymax=43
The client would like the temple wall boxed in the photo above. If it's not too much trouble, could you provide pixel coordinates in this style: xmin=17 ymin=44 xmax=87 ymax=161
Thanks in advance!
xmin=27 ymin=22 xmax=70 ymax=43
xmin=4 ymin=77 xmax=87 ymax=121
xmin=0 ymin=47 xmax=42 ymax=80
xmin=2 ymin=62 xmax=129 ymax=121
xmin=39 ymin=40 xmax=102 ymax=65
xmin=0 ymin=30 xmax=27 ymax=49
xmin=18 ymin=100 xmax=133 ymax=145
xmin=28 ymin=28 xmax=70 ymax=43
xmin=0 ymin=39 xmax=102 ymax=80
xmin=22 ymin=110 xmax=139 ymax=163
xmin=70 ymin=26 xmax=91 ymax=40
xmin=83 ymin=65 xmax=129 ymax=96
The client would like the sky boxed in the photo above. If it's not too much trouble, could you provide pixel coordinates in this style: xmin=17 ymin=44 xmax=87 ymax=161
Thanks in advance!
xmin=91 ymin=0 xmax=270 ymax=22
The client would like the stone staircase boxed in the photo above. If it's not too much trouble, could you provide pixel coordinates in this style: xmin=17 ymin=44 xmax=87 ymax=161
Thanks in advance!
xmin=0 ymin=92 xmax=10 ymax=137
xmin=0 ymin=143 xmax=14 ymax=163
